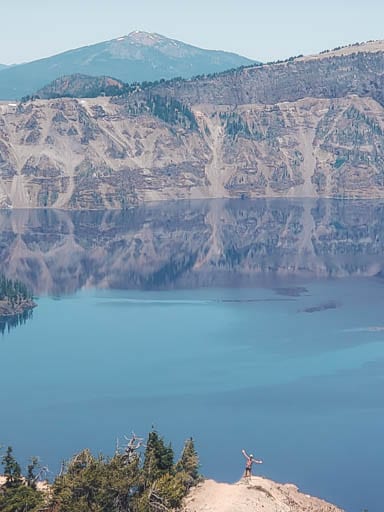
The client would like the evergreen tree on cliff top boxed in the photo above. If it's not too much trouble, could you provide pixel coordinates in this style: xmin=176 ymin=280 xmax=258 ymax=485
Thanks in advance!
xmin=175 ymin=438 xmax=200 ymax=483
xmin=1 ymin=432 xmax=201 ymax=512
xmin=142 ymin=430 xmax=174 ymax=487
xmin=0 ymin=446 xmax=44 ymax=512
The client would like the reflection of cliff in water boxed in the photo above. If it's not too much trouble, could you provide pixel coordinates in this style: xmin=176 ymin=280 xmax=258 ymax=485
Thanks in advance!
xmin=0 ymin=308 xmax=34 ymax=335
xmin=1 ymin=199 xmax=384 ymax=295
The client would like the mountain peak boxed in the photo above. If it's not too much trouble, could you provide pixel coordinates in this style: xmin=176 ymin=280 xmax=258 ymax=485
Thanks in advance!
xmin=124 ymin=31 xmax=167 ymax=46
xmin=0 ymin=33 xmax=256 ymax=100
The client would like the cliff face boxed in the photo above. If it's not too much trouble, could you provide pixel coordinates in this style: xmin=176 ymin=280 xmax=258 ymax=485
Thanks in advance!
xmin=1 ymin=43 xmax=384 ymax=208
xmin=0 ymin=97 xmax=212 ymax=208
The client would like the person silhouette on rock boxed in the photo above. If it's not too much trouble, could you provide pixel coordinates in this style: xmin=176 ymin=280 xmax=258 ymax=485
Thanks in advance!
xmin=242 ymin=449 xmax=263 ymax=478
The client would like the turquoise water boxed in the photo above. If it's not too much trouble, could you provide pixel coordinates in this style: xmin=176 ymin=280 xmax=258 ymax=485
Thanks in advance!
xmin=1 ymin=278 xmax=384 ymax=512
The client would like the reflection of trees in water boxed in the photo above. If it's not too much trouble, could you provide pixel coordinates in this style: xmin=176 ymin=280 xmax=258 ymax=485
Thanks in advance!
xmin=0 ymin=308 xmax=34 ymax=335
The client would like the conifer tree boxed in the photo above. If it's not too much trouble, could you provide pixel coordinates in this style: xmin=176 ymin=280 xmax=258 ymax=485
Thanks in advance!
xmin=0 ymin=447 xmax=44 ymax=512
xmin=142 ymin=430 xmax=174 ymax=486
xmin=176 ymin=437 xmax=200 ymax=482
xmin=1 ymin=432 xmax=200 ymax=512
xmin=2 ymin=446 xmax=23 ymax=489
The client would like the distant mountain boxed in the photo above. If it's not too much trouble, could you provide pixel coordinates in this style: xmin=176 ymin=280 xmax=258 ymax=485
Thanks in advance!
xmin=36 ymin=74 xmax=126 ymax=99
xmin=0 ymin=31 xmax=257 ymax=100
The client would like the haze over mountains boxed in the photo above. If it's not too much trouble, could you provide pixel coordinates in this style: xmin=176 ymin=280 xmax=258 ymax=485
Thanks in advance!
xmin=0 ymin=31 xmax=256 ymax=100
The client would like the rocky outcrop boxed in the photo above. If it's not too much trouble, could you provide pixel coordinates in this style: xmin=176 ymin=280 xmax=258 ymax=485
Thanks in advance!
xmin=0 ymin=297 xmax=36 ymax=317
xmin=0 ymin=42 xmax=384 ymax=207
xmin=182 ymin=477 xmax=343 ymax=512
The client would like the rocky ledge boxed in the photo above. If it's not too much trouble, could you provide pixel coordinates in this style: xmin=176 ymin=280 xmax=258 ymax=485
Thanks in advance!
xmin=182 ymin=477 xmax=343 ymax=512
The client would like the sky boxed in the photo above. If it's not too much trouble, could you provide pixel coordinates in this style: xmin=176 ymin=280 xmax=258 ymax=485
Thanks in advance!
xmin=1 ymin=0 xmax=383 ymax=64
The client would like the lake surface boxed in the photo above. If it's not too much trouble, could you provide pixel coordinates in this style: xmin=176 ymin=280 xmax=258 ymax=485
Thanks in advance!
xmin=0 ymin=199 xmax=384 ymax=512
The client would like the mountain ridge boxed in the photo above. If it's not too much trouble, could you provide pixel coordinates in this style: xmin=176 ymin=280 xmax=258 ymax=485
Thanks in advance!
xmin=0 ymin=31 xmax=256 ymax=100
xmin=139 ymin=39 xmax=384 ymax=106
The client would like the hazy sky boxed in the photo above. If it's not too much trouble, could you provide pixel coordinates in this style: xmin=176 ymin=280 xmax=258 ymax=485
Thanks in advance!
xmin=1 ymin=0 xmax=383 ymax=64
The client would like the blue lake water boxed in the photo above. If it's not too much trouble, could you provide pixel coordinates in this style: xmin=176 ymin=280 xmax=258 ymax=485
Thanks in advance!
xmin=1 ymin=281 xmax=384 ymax=511
xmin=0 ymin=200 xmax=384 ymax=512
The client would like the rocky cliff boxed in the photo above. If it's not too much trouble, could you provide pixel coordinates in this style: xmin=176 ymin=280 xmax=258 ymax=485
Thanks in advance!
xmin=1 ymin=41 xmax=384 ymax=208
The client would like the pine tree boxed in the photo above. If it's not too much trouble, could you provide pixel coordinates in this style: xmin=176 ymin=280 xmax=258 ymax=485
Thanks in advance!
xmin=2 ymin=446 xmax=23 ymax=489
xmin=176 ymin=437 xmax=200 ymax=482
xmin=142 ymin=430 xmax=174 ymax=486
xmin=0 ymin=447 xmax=44 ymax=512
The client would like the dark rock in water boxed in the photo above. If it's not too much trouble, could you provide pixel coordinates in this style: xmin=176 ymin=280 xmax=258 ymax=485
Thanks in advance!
xmin=220 ymin=298 xmax=294 ymax=303
xmin=301 ymin=301 xmax=340 ymax=313
xmin=0 ymin=299 xmax=36 ymax=334
xmin=274 ymin=287 xmax=309 ymax=297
